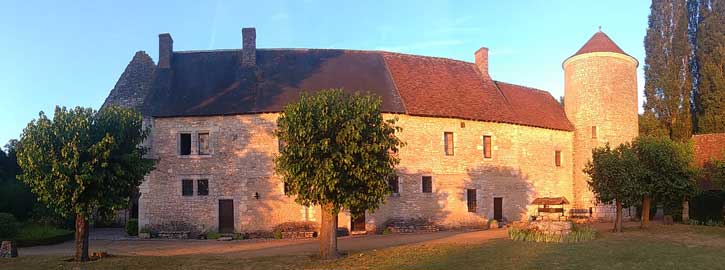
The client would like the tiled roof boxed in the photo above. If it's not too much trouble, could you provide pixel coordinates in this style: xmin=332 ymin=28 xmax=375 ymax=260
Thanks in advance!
xmin=109 ymin=49 xmax=574 ymax=131
xmin=571 ymin=31 xmax=627 ymax=57
xmin=693 ymin=133 xmax=725 ymax=167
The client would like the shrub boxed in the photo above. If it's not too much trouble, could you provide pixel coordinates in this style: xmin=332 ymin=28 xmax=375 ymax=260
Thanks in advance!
xmin=382 ymin=227 xmax=393 ymax=235
xmin=273 ymin=231 xmax=283 ymax=239
xmin=206 ymin=232 xmax=221 ymax=240
xmin=14 ymin=224 xmax=74 ymax=247
xmin=273 ymin=221 xmax=317 ymax=232
xmin=508 ymin=223 xmax=597 ymax=243
xmin=690 ymin=191 xmax=724 ymax=222
xmin=0 ymin=212 xmax=20 ymax=239
xmin=125 ymin=219 xmax=138 ymax=236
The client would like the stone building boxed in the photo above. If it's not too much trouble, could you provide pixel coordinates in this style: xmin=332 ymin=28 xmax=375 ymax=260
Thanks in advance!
xmin=103 ymin=28 xmax=638 ymax=233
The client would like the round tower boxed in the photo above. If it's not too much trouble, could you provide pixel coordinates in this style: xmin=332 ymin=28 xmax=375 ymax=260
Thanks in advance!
xmin=563 ymin=31 xmax=639 ymax=212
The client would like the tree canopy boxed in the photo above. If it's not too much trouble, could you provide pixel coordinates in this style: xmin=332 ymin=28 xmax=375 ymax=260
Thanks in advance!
xmin=274 ymin=89 xmax=403 ymax=258
xmin=16 ymin=105 xmax=155 ymax=261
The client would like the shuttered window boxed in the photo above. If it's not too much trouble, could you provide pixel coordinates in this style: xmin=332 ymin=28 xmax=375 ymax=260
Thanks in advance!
xmin=592 ymin=126 xmax=598 ymax=139
xmin=444 ymin=132 xmax=454 ymax=156
xmin=467 ymin=189 xmax=477 ymax=212
xmin=182 ymin=179 xmax=194 ymax=196
xmin=483 ymin=135 xmax=492 ymax=158
xmin=555 ymin=150 xmax=562 ymax=167
xmin=197 ymin=179 xmax=209 ymax=196
xmin=422 ymin=176 xmax=432 ymax=193
xmin=198 ymin=133 xmax=210 ymax=155
xmin=179 ymin=133 xmax=192 ymax=155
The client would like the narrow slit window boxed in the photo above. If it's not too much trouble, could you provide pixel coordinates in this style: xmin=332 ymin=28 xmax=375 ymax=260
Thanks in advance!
xmin=197 ymin=179 xmax=209 ymax=196
xmin=467 ymin=189 xmax=477 ymax=212
xmin=388 ymin=175 xmax=400 ymax=194
xmin=555 ymin=150 xmax=562 ymax=167
xmin=182 ymin=179 xmax=194 ymax=196
xmin=444 ymin=132 xmax=454 ymax=156
xmin=198 ymin=133 xmax=210 ymax=155
xmin=422 ymin=176 xmax=432 ymax=193
xmin=179 ymin=133 xmax=192 ymax=155
xmin=483 ymin=135 xmax=492 ymax=158
xmin=591 ymin=126 xmax=598 ymax=139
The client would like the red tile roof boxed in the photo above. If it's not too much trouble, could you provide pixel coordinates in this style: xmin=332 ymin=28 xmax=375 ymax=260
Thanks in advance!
xmin=693 ymin=133 xmax=725 ymax=167
xmin=572 ymin=31 xmax=627 ymax=57
xmin=494 ymin=81 xmax=574 ymax=131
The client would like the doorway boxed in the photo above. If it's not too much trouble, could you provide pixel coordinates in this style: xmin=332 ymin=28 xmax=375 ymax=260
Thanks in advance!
xmin=494 ymin=197 xmax=503 ymax=221
xmin=350 ymin=212 xmax=366 ymax=232
xmin=218 ymin=199 xmax=234 ymax=233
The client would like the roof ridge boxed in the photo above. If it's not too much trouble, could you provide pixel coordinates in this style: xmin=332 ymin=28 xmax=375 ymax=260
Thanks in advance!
xmin=493 ymin=80 xmax=552 ymax=95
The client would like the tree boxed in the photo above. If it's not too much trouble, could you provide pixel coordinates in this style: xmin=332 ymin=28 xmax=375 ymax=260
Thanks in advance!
xmin=274 ymin=89 xmax=403 ymax=259
xmin=0 ymin=140 xmax=36 ymax=221
xmin=643 ymin=0 xmax=693 ymax=141
xmin=585 ymin=143 xmax=644 ymax=232
xmin=635 ymin=136 xmax=696 ymax=225
xmin=693 ymin=0 xmax=725 ymax=133
xmin=16 ymin=106 xmax=155 ymax=261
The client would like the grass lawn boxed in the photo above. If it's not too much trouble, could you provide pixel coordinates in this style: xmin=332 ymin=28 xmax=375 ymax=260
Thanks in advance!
xmin=2 ymin=224 xmax=725 ymax=270
xmin=14 ymin=224 xmax=74 ymax=247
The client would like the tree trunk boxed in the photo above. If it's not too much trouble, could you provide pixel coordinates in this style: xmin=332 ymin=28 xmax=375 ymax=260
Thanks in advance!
xmin=74 ymin=213 xmax=90 ymax=262
xmin=319 ymin=203 xmax=339 ymax=260
xmin=641 ymin=195 xmax=651 ymax=228
xmin=614 ymin=200 xmax=623 ymax=233
xmin=682 ymin=198 xmax=689 ymax=223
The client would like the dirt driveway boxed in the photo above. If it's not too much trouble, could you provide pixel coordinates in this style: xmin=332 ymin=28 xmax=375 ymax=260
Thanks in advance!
xmin=19 ymin=229 xmax=508 ymax=258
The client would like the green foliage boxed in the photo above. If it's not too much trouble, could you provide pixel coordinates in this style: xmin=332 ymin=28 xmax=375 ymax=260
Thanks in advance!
xmin=382 ymin=227 xmax=392 ymax=235
xmin=635 ymin=136 xmax=696 ymax=204
xmin=0 ymin=212 xmax=20 ymax=239
xmin=507 ymin=224 xmax=597 ymax=243
xmin=584 ymin=143 xmax=645 ymax=207
xmin=690 ymin=191 xmax=724 ymax=222
xmin=693 ymin=0 xmax=725 ymax=133
xmin=126 ymin=218 xmax=138 ymax=236
xmin=15 ymin=105 xmax=156 ymax=219
xmin=273 ymin=221 xmax=317 ymax=232
xmin=206 ymin=232 xmax=221 ymax=240
xmin=700 ymin=160 xmax=725 ymax=190
xmin=272 ymin=231 xmax=282 ymax=239
xmin=274 ymin=89 xmax=404 ymax=216
xmin=14 ymin=224 xmax=74 ymax=247
xmin=0 ymin=140 xmax=36 ymax=221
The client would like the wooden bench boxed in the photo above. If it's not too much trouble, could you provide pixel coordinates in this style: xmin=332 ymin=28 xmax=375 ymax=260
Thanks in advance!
xmin=537 ymin=207 xmax=565 ymax=220
xmin=569 ymin=208 xmax=591 ymax=218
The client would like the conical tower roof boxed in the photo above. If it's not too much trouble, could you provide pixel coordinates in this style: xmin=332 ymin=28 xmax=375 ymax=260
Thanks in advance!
xmin=572 ymin=31 xmax=628 ymax=56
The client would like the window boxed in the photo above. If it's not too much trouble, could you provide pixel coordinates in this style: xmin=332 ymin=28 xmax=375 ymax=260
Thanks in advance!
xmin=444 ymin=132 xmax=454 ymax=156
xmin=555 ymin=150 xmax=562 ymax=167
xmin=278 ymin=139 xmax=286 ymax=153
xmin=591 ymin=126 xmax=598 ymax=139
xmin=197 ymin=179 xmax=209 ymax=196
xmin=283 ymin=182 xmax=290 ymax=194
xmin=483 ymin=135 xmax=492 ymax=158
xmin=179 ymin=133 xmax=192 ymax=155
xmin=467 ymin=189 xmax=477 ymax=212
xmin=198 ymin=133 xmax=210 ymax=155
xmin=182 ymin=179 xmax=194 ymax=196
xmin=422 ymin=176 xmax=432 ymax=193
xmin=388 ymin=175 xmax=399 ymax=194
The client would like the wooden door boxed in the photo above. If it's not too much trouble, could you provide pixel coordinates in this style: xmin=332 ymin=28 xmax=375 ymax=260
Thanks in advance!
xmin=351 ymin=212 xmax=366 ymax=232
xmin=494 ymin=197 xmax=503 ymax=221
xmin=218 ymin=199 xmax=234 ymax=233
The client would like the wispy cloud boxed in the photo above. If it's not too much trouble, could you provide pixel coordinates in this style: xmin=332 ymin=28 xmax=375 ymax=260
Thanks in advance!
xmin=375 ymin=39 xmax=464 ymax=52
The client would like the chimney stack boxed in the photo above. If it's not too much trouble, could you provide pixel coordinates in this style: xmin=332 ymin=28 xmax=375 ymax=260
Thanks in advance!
xmin=474 ymin=47 xmax=489 ymax=77
xmin=242 ymin=28 xmax=256 ymax=67
xmin=158 ymin=33 xmax=173 ymax=69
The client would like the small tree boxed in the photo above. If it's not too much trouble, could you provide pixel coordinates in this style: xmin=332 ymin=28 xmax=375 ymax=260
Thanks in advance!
xmin=16 ymin=106 xmax=155 ymax=261
xmin=275 ymin=89 xmax=403 ymax=259
xmin=585 ymin=143 xmax=644 ymax=232
xmin=635 ymin=136 xmax=696 ymax=225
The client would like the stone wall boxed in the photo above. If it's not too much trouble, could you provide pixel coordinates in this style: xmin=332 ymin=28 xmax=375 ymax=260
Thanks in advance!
xmin=139 ymin=113 xmax=574 ymax=233
xmin=564 ymin=52 xmax=639 ymax=217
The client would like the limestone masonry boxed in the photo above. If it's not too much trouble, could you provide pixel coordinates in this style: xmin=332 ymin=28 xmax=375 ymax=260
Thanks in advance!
xmin=104 ymin=29 xmax=639 ymax=233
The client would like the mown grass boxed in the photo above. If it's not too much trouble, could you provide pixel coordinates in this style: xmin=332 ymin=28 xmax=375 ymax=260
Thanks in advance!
xmin=2 ymin=224 xmax=724 ymax=270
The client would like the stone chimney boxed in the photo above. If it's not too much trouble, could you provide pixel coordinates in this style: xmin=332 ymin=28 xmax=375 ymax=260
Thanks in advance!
xmin=242 ymin=28 xmax=256 ymax=67
xmin=474 ymin=47 xmax=489 ymax=76
xmin=158 ymin=33 xmax=173 ymax=69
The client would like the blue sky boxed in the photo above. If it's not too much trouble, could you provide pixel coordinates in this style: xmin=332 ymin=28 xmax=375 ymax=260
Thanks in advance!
xmin=0 ymin=0 xmax=651 ymax=146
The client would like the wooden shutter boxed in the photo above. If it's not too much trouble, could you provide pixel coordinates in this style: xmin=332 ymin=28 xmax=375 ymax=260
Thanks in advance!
xmin=444 ymin=132 xmax=454 ymax=156
xmin=483 ymin=136 xmax=492 ymax=158
xmin=422 ymin=176 xmax=432 ymax=193
xmin=555 ymin=151 xmax=561 ymax=167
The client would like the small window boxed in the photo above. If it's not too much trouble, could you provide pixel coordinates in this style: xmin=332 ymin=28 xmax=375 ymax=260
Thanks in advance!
xmin=182 ymin=179 xmax=194 ymax=196
xmin=198 ymin=133 xmax=210 ymax=155
xmin=278 ymin=139 xmax=286 ymax=153
xmin=283 ymin=182 xmax=290 ymax=194
xmin=444 ymin=132 xmax=454 ymax=156
xmin=483 ymin=135 xmax=492 ymax=159
xmin=555 ymin=150 xmax=562 ymax=167
xmin=591 ymin=126 xmax=598 ymax=139
xmin=179 ymin=133 xmax=192 ymax=155
xmin=422 ymin=176 xmax=432 ymax=193
xmin=197 ymin=179 xmax=209 ymax=196
xmin=388 ymin=175 xmax=399 ymax=194
xmin=467 ymin=189 xmax=477 ymax=212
